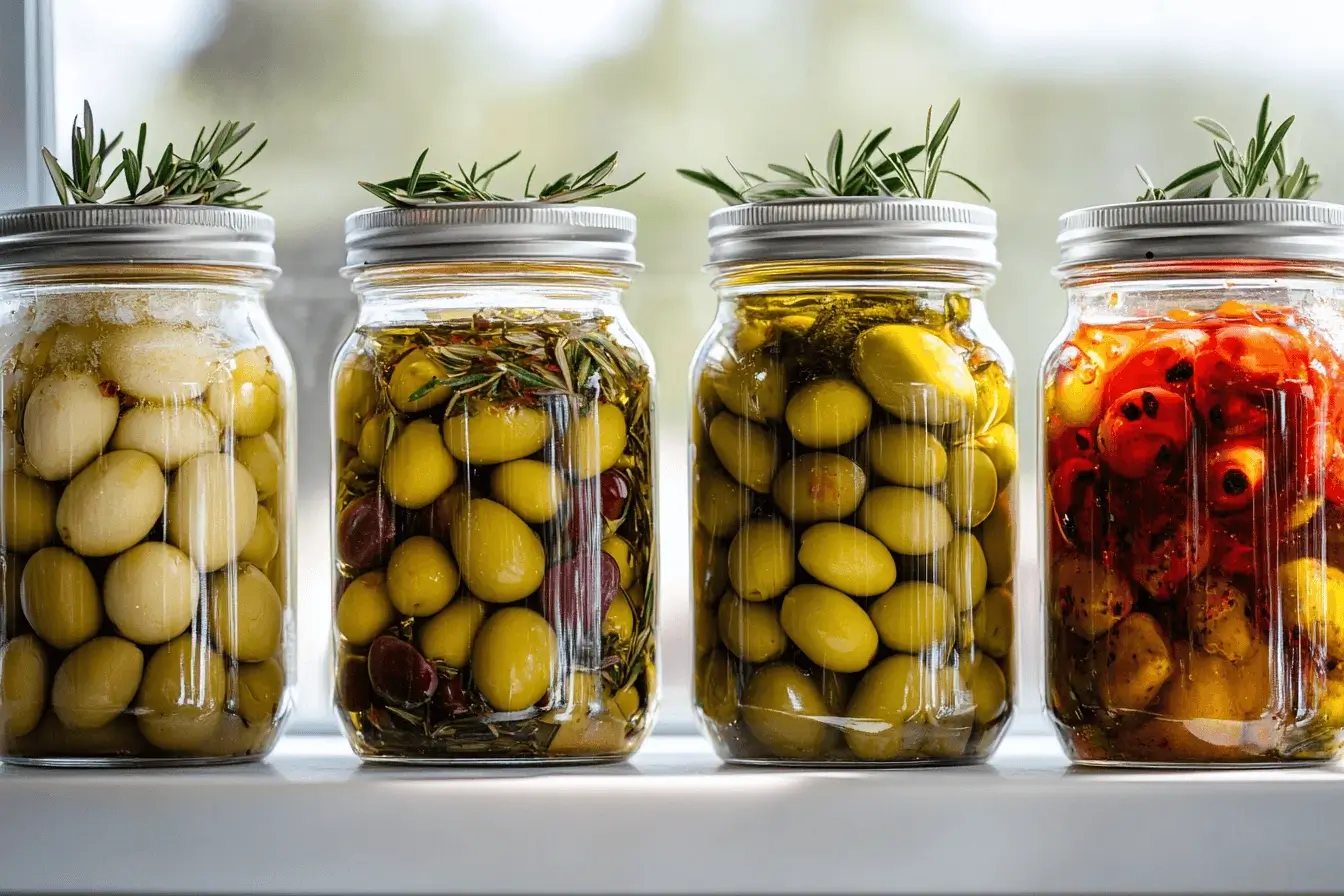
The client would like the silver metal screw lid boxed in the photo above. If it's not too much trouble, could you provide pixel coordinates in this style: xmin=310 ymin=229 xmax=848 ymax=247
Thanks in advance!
xmin=343 ymin=202 xmax=638 ymax=268
xmin=705 ymin=197 xmax=998 ymax=272
xmin=1057 ymin=198 xmax=1344 ymax=273
xmin=0 ymin=205 xmax=277 ymax=270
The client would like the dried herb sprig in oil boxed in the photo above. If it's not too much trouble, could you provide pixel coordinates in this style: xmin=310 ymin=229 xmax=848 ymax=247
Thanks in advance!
xmin=42 ymin=101 xmax=268 ymax=208
xmin=359 ymin=150 xmax=644 ymax=207
xmin=677 ymin=100 xmax=990 ymax=205
xmin=1136 ymin=94 xmax=1319 ymax=201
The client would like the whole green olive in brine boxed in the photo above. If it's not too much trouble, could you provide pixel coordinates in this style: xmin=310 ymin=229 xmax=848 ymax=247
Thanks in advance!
xmin=852 ymin=324 xmax=976 ymax=426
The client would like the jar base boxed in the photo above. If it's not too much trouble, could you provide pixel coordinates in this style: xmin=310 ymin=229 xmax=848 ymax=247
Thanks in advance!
xmin=720 ymin=755 xmax=990 ymax=769
xmin=1068 ymin=756 xmax=1337 ymax=771
xmin=354 ymin=752 xmax=633 ymax=767
xmin=1 ymin=753 xmax=265 ymax=769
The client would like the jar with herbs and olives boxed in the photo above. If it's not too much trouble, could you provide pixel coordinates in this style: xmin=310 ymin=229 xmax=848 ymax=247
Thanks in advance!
xmin=0 ymin=206 xmax=295 ymax=765
xmin=1046 ymin=198 xmax=1344 ymax=766
xmin=333 ymin=203 xmax=656 ymax=763
xmin=689 ymin=199 xmax=1016 ymax=765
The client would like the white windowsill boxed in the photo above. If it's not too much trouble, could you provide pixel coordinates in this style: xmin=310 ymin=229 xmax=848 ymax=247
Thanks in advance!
xmin=1 ymin=732 xmax=1341 ymax=895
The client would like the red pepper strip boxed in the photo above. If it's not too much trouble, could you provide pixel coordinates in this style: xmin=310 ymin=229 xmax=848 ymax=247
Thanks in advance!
xmin=1097 ymin=387 xmax=1191 ymax=479
xmin=1050 ymin=457 xmax=1104 ymax=552
xmin=1207 ymin=439 xmax=1267 ymax=514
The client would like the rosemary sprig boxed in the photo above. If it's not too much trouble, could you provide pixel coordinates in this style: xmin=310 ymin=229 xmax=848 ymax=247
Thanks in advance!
xmin=1136 ymin=95 xmax=1319 ymax=201
xmin=42 ymin=101 xmax=268 ymax=208
xmin=677 ymin=101 xmax=990 ymax=205
xmin=359 ymin=150 xmax=644 ymax=206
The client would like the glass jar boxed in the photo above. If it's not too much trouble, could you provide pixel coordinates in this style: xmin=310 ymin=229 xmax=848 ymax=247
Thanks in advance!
xmin=1045 ymin=199 xmax=1344 ymax=766
xmin=690 ymin=199 xmax=1017 ymax=765
xmin=333 ymin=204 xmax=657 ymax=763
xmin=0 ymin=206 xmax=295 ymax=766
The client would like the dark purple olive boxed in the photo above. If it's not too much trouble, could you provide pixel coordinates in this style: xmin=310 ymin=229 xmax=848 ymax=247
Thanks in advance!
xmin=367 ymin=635 xmax=437 ymax=709
xmin=337 ymin=656 xmax=372 ymax=712
xmin=599 ymin=470 xmax=630 ymax=521
xmin=429 ymin=674 xmax=472 ymax=721
xmin=338 ymin=494 xmax=396 ymax=571
xmin=541 ymin=550 xmax=620 ymax=630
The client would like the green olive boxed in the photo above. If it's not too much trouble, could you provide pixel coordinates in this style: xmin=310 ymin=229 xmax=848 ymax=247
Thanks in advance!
xmin=779 ymin=584 xmax=879 ymax=673
xmin=388 ymin=348 xmax=451 ymax=413
xmin=194 ymin=712 xmax=269 ymax=758
xmin=603 ymin=535 xmax=636 ymax=589
xmin=335 ymin=570 xmax=395 ymax=646
xmin=387 ymin=535 xmax=460 ymax=616
xmin=166 ymin=452 xmax=259 ymax=572
xmin=695 ymin=534 xmax=731 ymax=605
xmin=772 ymin=453 xmax=867 ymax=523
xmin=1281 ymin=559 xmax=1344 ymax=663
xmin=785 ymin=379 xmax=872 ymax=449
xmin=491 ymin=459 xmax=568 ymax=524
xmin=21 ymin=546 xmax=101 ymax=649
xmin=443 ymin=398 xmax=552 ymax=464
xmin=972 ymin=363 xmax=1011 ymax=433
xmin=866 ymin=423 xmax=948 ymax=488
xmin=23 ymin=371 xmax=120 ymax=481
xmin=449 ymin=498 xmax=546 ymax=603
xmin=101 ymin=324 xmax=216 ymax=403
xmin=742 ymin=663 xmax=830 ymax=759
xmin=135 ymin=635 xmax=226 ymax=751
xmin=1315 ymin=666 xmax=1344 ymax=728
xmin=844 ymin=654 xmax=924 ymax=760
xmin=209 ymin=564 xmax=283 ymax=662
xmin=697 ymin=648 xmax=740 ymax=726
xmin=968 ymin=654 xmax=1008 ymax=726
xmin=708 ymin=411 xmax=779 ymax=494
xmin=941 ymin=532 xmax=987 ymax=609
xmin=568 ymin=402 xmax=628 ymax=480
xmin=852 ymin=324 xmax=976 ymax=426
xmin=976 ymin=422 xmax=1017 ymax=484
xmin=235 ymin=433 xmax=283 ymax=501
xmin=978 ymin=492 xmax=1015 ymax=585
xmin=870 ymin=581 xmax=956 ymax=653
xmin=603 ymin=590 xmax=635 ymax=642
xmin=543 ymin=671 xmax=628 ymax=755
xmin=717 ymin=590 xmax=786 ymax=663
xmin=694 ymin=462 xmax=749 ymax=538
xmin=858 ymin=486 xmax=954 ymax=556
xmin=2 ymin=472 xmax=56 ymax=553
xmin=357 ymin=411 xmax=390 ymax=467
xmin=103 ymin=542 xmax=199 ymax=645
xmin=382 ymin=419 xmax=457 ymax=510
xmin=796 ymin=522 xmax=896 ymax=597
xmin=472 ymin=606 xmax=557 ymax=711
xmin=56 ymin=450 xmax=167 ymax=557
xmin=0 ymin=634 xmax=47 ymax=737
xmin=51 ymin=636 xmax=144 ymax=729
xmin=727 ymin=518 xmax=794 ymax=602
xmin=333 ymin=357 xmax=376 ymax=445
xmin=234 ymin=658 xmax=284 ymax=726
xmin=14 ymin=712 xmax=145 ymax=758
xmin=943 ymin=446 xmax=997 ymax=528
xmin=712 ymin=353 xmax=787 ymax=423
xmin=111 ymin=404 xmax=221 ymax=471
xmin=205 ymin=348 xmax=279 ymax=437
xmin=1052 ymin=552 xmax=1133 ymax=638
xmin=239 ymin=505 xmax=279 ymax=568
xmin=972 ymin=587 xmax=1013 ymax=659
xmin=418 ymin=594 xmax=487 ymax=669
xmin=0 ymin=553 xmax=22 ymax=638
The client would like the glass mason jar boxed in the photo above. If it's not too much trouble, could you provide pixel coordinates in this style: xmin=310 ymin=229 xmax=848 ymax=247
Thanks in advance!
xmin=0 ymin=206 xmax=296 ymax=766
xmin=1045 ymin=199 xmax=1344 ymax=766
xmin=690 ymin=199 xmax=1017 ymax=765
xmin=333 ymin=204 xmax=657 ymax=763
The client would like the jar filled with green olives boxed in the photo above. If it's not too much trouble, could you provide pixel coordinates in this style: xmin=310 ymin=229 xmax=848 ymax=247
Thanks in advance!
xmin=334 ymin=203 xmax=657 ymax=763
xmin=0 ymin=206 xmax=295 ymax=765
xmin=689 ymin=199 xmax=1016 ymax=765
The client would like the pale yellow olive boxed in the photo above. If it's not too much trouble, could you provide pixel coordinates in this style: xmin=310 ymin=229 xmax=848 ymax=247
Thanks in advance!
xmin=356 ymin=412 xmax=390 ymax=467
xmin=844 ymin=654 xmax=925 ymax=760
xmin=111 ymin=404 xmax=221 ymax=471
xmin=0 ymin=553 xmax=22 ymax=638
xmin=858 ymin=486 xmax=954 ymax=556
xmin=780 ymin=584 xmax=879 ymax=673
xmin=1281 ymin=559 xmax=1344 ymax=662
xmin=0 ymin=634 xmax=47 ymax=737
xmin=15 ymin=712 xmax=144 ymax=757
xmin=386 ymin=535 xmax=459 ymax=616
xmin=472 ymin=606 xmax=557 ymax=711
xmin=942 ymin=532 xmax=988 ymax=609
xmin=568 ymin=402 xmax=628 ymax=480
xmin=334 ymin=358 xmax=376 ymax=445
xmin=23 ymin=371 xmax=119 ymax=480
xmin=21 ymin=546 xmax=101 ymax=649
xmin=717 ymin=591 xmax=787 ymax=663
xmin=1052 ymin=552 xmax=1134 ymax=639
xmin=968 ymin=655 xmax=1008 ymax=726
xmin=51 ymin=636 xmax=143 ymax=729
xmin=1188 ymin=575 xmax=1255 ymax=662
xmin=166 ymin=452 xmax=258 ymax=572
xmin=57 ymin=450 xmax=167 ymax=557
xmin=388 ymin=348 xmax=451 ymax=413
xmin=139 ymin=702 xmax=224 ymax=752
xmin=698 ymin=649 xmax=740 ymax=727
xmin=978 ymin=492 xmax=1015 ymax=585
xmin=712 ymin=353 xmax=787 ymax=423
xmin=870 ymin=581 xmax=956 ymax=653
xmin=235 ymin=433 xmax=282 ymax=501
xmin=239 ymin=505 xmax=279 ymax=568
xmin=0 ymin=427 xmax=19 ymax=473
xmin=852 ymin=324 xmax=976 ymax=425
xmin=785 ymin=378 xmax=872 ymax=449
xmin=417 ymin=593 xmax=487 ymax=668
xmin=197 ymin=712 xmax=268 ymax=757
xmin=443 ymin=398 xmax=551 ymax=464
xmin=742 ymin=663 xmax=830 ymax=759
xmin=944 ymin=447 xmax=998 ymax=528
xmin=708 ymin=411 xmax=778 ymax=494
xmin=603 ymin=535 xmax=636 ymax=589
xmin=976 ymin=422 xmax=1017 ymax=484
xmin=1315 ymin=666 xmax=1344 ymax=728
xmin=103 ymin=542 xmax=200 ymax=645
xmin=101 ymin=324 xmax=217 ymax=403
xmin=209 ymin=564 xmax=283 ymax=662
xmin=772 ymin=453 xmax=867 ymax=523
xmin=544 ymin=677 xmax=630 ymax=755
xmin=25 ymin=323 xmax=95 ymax=370
xmin=1098 ymin=611 xmax=1172 ymax=713
xmin=335 ymin=570 xmax=394 ymax=646
xmin=727 ymin=518 xmax=794 ymax=602
xmin=382 ymin=419 xmax=457 ymax=510
xmin=449 ymin=498 xmax=546 ymax=603
xmin=972 ymin=363 xmax=1011 ymax=433
xmin=972 ymin=587 xmax=1013 ymax=659
xmin=234 ymin=658 xmax=284 ymax=726
xmin=138 ymin=635 xmax=226 ymax=716
xmin=205 ymin=348 xmax=278 ymax=437
xmin=490 ymin=459 xmax=568 ymax=524
xmin=866 ymin=423 xmax=948 ymax=487
xmin=2 ymin=472 xmax=56 ymax=553
xmin=796 ymin=522 xmax=896 ymax=597
xmin=694 ymin=463 xmax=749 ymax=538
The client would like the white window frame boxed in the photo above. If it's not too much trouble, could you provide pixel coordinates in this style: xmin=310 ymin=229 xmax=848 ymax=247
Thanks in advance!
xmin=1 ymin=0 xmax=54 ymax=209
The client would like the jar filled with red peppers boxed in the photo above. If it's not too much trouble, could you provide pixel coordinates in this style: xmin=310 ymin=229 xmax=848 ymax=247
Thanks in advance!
xmin=1044 ymin=198 xmax=1344 ymax=765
